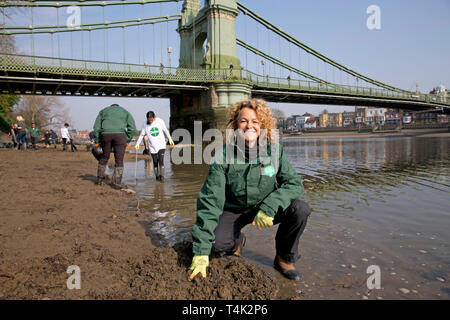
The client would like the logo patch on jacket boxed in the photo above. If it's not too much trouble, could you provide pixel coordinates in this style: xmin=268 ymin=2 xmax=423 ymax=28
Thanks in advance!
xmin=262 ymin=165 xmax=275 ymax=177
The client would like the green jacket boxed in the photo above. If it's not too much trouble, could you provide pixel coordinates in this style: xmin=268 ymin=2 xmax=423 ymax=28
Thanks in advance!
xmin=29 ymin=127 xmax=41 ymax=138
xmin=93 ymin=104 xmax=136 ymax=143
xmin=192 ymin=142 xmax=304 ymax=255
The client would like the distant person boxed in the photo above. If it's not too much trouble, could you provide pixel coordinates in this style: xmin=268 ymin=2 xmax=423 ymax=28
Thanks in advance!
xmin=89 ymin=130 xmax=94 ymax=144
xmin=9 ymin=123 xmax=18 ymax=149
xmin=134 ymin=111 xmax=174 ymax=182
xmin=61 ymin=123 xmax=71 ymax=151
xmin=44 ymin=130 xmax=51 ymax=148
xmin=50 ymin=129 xmax=58 ymax=148
xmin=29 ymin=123 xmax=41 ymax=149
xmin=61 ymin=123 xmax=77 ymax=152
xmin=15 ymin=115 xmax=27 ymax=150
xmin=93 ymin=103 xmax=136 ymax=189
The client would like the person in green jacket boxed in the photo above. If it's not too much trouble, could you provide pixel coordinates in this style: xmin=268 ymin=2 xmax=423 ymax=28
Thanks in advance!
xmin=93 ymin=103 xmax=136 ymax=189
xmin=29 ymin=123 xmax=41 ymax=149
xmin=189 ymin=99 xmax=312 ymax=281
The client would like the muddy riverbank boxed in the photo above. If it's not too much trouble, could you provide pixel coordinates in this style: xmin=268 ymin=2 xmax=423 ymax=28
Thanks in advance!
xmin=0 ymin=149 xmax=277 ymax=300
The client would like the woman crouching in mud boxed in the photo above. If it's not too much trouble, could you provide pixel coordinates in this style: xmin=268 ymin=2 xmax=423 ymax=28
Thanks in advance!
xmin=189 ymin=98 xmax=312 ymax=281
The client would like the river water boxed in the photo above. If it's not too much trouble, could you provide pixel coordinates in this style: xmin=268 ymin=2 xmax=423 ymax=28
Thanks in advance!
xmin=124 ymin=135 xmax=449 ymax=299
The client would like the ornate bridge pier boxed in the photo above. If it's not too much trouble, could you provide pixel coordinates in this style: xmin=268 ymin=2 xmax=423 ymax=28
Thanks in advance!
xmin=170 ymin=0 xmax=250 ymax=133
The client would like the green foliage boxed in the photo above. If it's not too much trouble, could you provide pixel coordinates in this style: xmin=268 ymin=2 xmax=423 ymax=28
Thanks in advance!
xmin=0 ymin=94 xmax=19 ymax=132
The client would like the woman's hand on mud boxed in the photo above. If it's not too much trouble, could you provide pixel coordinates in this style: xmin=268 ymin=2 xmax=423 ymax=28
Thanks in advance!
xmin=252 ymin=210 xmax=274 ymax=231
xmin=189 ymin=254 xmax=209 ymax=280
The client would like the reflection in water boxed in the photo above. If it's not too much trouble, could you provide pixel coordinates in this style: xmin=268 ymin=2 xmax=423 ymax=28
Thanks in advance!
xmin=125 ymin=136 xmax=450 ymax=298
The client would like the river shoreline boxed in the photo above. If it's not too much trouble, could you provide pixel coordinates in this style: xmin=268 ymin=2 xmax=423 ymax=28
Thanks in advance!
xmin=282 ymin=128 xmax=450 ymax=139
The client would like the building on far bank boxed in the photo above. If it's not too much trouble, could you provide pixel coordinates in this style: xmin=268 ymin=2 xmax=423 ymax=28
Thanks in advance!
xmin=285 ymin=116 xmax=297 ymax=132
xmin=403 ymin=113 xmax=412 ymax=124
xmin=412 ymin=111 xmax=438 ymax=124
xmin=342 ymin=111 xmax=355 ymax=126
xmin=296 ymin=113 xmax=312 ymax=129
xmin=319 ymin=110 xmax=329 ymax=128
xmin=304 ymin=117 xmax=318 ymax=129
xmin=365 ymin=108 xmax=386 ymax=126
xmin=276 ymin=117 xmax=285 ymax=133
xmin=76 ymin=130 xmax=90 ymax=140
xmin=355 ymin=107 xmax=366 ymax=125
xmin=385 ymin=109 xmax=403 ymax=125
xmin=437 ymin=114 xmax=448 ymax=123
xmin=328 ymin=112 xmax=343 ymax=127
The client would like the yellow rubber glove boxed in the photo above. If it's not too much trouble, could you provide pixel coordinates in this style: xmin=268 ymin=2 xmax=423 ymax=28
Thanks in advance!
xmin=168 ymin=137 xmax=175 ymax=147
xmin=134 ymin=144 xmax=140 ymax=150
xmin=252 ymin=210 xmax=274 ymax=231
xmin=189 ymin=254 xmax=209 ymax=280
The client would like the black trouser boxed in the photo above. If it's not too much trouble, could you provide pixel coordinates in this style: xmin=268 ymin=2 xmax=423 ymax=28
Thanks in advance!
xmin=30 ymin=137 xmax=37 ymax=149
xmin=70 ymin=139 xmax=77 ymax=151
xmin=62 ymin=138 xmax=68 ymax=151
xmin=212 ymin=199 xmax=312 ymax=263
xmin=99 ymin=133 xmax=127 ymax=167
xmin=151 ymin=149 xmax=165 ymax=171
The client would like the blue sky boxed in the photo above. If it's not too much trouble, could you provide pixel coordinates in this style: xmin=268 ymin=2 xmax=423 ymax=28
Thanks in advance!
xmin=7 ymin=0 xmax=450 ymax=129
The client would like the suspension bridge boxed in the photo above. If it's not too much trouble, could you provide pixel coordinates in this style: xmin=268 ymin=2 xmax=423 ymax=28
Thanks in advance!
xmin=0 ymin=0 xmax=448 ymax=131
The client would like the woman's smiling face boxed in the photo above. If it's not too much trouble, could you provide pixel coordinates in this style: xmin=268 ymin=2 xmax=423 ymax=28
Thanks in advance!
xmin=237 ymin=107 xmax=260 ymax=145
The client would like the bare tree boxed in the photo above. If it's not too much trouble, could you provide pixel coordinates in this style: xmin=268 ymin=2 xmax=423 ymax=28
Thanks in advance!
xmin=271 ymin=108 xmax=285 ymax=119
xmin=14 ymin=96 xmax=71 ymax=129
xmin=0 ymin=1 xmax=27 ymax=54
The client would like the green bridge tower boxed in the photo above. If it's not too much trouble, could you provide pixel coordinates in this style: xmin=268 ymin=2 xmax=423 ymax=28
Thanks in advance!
xmin=170 ymin=0 xmax=251 ymax=134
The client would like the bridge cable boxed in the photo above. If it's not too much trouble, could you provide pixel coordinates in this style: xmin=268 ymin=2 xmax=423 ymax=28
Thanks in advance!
xmin=152 ymin=24 xmax=155 ymax=64
xmin=81 ymin=6 xmax=84 ymax=62
xmin=237 ymin=38 xmax=336 ymax=87
xmin=102 ymin=5 xmax=106 ymax=63
xmin=88 ymin=29 xmax=91 ymax=60
xmin=30 ymin=5 xmax=34 ymax=58
xmin=237 ymin=2 xmax=410 ymax=94
xmin=160 ymin=3 xmax=162 ymax=67
xmin=193 ymin=8 xmax=196 ymax=68
xmin=123 ymin=2 xmax=125 ymax=63
xmin=142 ymin=4 xmax=146 ymax=64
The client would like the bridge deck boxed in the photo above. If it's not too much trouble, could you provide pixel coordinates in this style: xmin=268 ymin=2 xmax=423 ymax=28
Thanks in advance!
xmin=0 ymin=54 xmax=448 ymax=111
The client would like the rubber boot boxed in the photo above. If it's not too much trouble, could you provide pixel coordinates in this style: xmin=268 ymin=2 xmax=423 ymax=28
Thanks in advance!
xmin=112 ymin=167 xmax=127 ymax=190
xmin=154 ymin=167 xmax=160 ymax=181
xmin=159 ymin=166 xmax=165 ymax=182
xmin=96 ymin=164 xmax=106 ymax=185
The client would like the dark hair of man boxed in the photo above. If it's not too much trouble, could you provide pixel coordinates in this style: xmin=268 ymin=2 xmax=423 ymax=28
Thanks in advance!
xmin=146 ymin=111 xmax=156 ymax=125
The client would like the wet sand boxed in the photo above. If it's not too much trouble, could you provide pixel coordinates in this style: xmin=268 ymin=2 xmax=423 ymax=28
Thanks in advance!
xmin=0 ymin=148 xmax=277 ymax=300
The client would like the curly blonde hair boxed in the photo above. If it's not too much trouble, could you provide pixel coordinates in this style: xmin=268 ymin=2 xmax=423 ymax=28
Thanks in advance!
xmin=226 ymin=98 xmax=277 ymax=143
